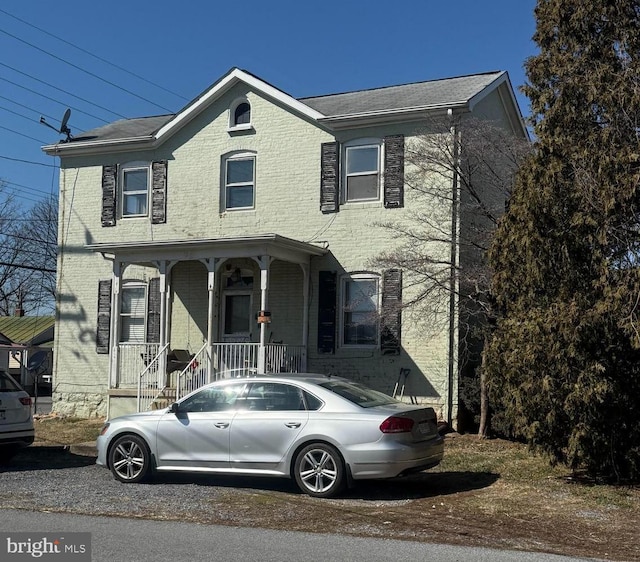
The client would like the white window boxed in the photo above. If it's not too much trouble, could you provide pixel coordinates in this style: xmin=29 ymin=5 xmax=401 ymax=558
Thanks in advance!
xmin=120 ymin=284 xmax=146 ymax=343
xmin=224 ymin=154 xmax=255 ymax=210
xmin=121 ymin=162 xmax=150 ymax=218
xmin=341 ymin=274 xmax=380 ymax=347
xmin=344 ymin=140 xmax=381 ymax=202
xmin=228 ymin=98 xmax=252 ymax=131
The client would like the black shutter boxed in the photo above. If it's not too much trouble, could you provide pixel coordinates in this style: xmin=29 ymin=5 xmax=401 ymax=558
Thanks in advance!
xmin=146 ymin=277 xmax=161 ymax=343
xmin=380 ymin=269 xmax=402 ymax=355
xmin=101 ymin=165 xmax=117 ymax=227
xmin=96 ymin=279 xmax=112 ymax=354
xmin=384 ymin=135 xmax=405 ymax=208
xmin=151 ymin=161 xmax=167 ymax=224
xmin=320 ymin=142 xmax=340 ymax=213
xmin=317 ymin=271 xmax=337 ymax=353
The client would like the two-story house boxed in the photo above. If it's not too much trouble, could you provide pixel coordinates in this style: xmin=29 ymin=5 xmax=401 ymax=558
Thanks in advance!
xmin=42 ymin=67 xmax=526 ymax=423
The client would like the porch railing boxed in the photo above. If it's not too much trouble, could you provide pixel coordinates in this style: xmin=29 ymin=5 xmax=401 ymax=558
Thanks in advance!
xmin=118 ymin=343 xmax=161 ymax=388
xmin=212 ymin=342 xmax=259 ymax=376
xmin=116 ymin=342 xmax=307 ymax=410
xmin=265 ymin=343 xmax=306 ymax=373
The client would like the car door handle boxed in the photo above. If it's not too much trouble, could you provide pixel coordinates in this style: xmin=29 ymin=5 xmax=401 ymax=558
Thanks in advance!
xmin=285 ymin=422 xmax=301 ymax=428
xmin=214 ymin=422 xmax=230 ymax=429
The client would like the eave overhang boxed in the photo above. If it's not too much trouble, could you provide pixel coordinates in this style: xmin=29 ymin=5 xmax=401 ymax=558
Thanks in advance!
xmin=85 ymin=234 xmax=328 ymax=265
xmin=318 ymin=103 xmax=468 ymax=130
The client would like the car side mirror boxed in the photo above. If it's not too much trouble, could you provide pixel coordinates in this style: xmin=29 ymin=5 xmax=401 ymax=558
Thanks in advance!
xmin=169 ymin=402 xmax=180 ymax=414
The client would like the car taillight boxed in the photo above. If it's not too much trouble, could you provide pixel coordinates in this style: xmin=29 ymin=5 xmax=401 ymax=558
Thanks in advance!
xmin=380 ymin=416 xmax=414 ymax=433
xmin=19 ymin=397 xmax=32 ymax=406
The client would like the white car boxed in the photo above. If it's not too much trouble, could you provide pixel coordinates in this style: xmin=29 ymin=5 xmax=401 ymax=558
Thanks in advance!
xmin=0 ymin=371 xmax=34 ymax=461
xmin=97 ymin=374 xmax=444 ymax=498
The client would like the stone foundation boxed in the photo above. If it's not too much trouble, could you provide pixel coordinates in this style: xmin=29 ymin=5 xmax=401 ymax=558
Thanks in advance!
xmin=51 ymin=392 xmax=107 ymax=419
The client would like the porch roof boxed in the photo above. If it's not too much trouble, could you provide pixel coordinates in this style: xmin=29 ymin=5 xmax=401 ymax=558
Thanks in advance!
xmin=85 ymin=233 xmax=328 ymax=264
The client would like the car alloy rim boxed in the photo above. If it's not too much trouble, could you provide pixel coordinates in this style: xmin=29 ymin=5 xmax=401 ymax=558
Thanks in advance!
xmin=112 ymin=440 xmax=145 ymax=480
xmin=298 ymin=448 xmax=338 ymax=493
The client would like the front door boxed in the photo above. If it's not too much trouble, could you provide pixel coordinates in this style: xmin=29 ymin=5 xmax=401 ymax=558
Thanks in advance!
xmin=221 ymin=291 xmax=252 ymax=343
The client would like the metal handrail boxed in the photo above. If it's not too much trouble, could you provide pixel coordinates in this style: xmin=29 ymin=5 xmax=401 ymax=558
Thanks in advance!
xmin=136 ymin=342 xmax=169 ymax=412
xmin=176 ymin=342 xmax=209 ymax=400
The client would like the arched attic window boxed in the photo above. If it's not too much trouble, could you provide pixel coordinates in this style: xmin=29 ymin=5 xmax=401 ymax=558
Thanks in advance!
xmin=229 ymin=98 xmax=253 ymax=131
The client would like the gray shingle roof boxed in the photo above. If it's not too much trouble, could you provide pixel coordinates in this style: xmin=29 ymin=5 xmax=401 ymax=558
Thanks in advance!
xmin=73 ymin=115 xmax=174 ymax=143
xmin=66 ymin=71 xmax=504 ymax=143
xmin=299 ymin=72 xmax=504 ymax=117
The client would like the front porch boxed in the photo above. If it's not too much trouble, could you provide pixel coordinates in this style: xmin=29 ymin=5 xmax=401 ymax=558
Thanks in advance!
xmin=87 ymin=234 xmax=327 ymax=415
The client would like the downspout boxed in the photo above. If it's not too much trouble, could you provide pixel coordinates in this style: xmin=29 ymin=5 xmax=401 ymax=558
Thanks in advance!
xmin=447 ymin=108 xmax=460 ymax=427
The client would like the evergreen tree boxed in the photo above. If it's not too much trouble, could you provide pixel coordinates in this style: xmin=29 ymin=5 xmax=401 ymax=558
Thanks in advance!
xmin=485 ymin=0 xmax=640 ymax=480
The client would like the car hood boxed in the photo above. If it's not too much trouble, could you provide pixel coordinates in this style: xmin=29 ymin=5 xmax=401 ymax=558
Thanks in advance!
xmin=110 ymin=409 xmax=167 ymax=423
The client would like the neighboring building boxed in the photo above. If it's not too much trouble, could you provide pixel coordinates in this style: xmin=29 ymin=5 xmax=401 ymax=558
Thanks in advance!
xmin=42 ymin=67 xmax=526 ymax=421
xmin=0 ymin=331 xmax=10 ymax=374
xmin=0 ymin=315 xmax=55 ymax=391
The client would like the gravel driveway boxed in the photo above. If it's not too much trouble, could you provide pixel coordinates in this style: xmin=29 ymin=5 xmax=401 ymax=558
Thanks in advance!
xmin=1 ymin=446 xmax=306 ymax=520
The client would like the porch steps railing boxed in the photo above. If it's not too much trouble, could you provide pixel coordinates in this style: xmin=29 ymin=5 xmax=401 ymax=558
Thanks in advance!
xmin=176 ymin=342 xmax=210 ymax=401
xmin=136 ymin=342 xmax=169 ymax=412
xmin=127 ymin=342 xmax=306 ymax=411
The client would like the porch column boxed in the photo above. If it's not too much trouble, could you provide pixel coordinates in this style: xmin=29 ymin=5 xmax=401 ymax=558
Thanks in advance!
xmin=256 ymin=256 xmax=272 ymax=374
xmin=164 ymin=261 xmax=176 ymax=387
xmin=158 ymin=261 xmax=169 ymax=386
xmin=109 ymin=260 xmax=123 ymax=389
xmin=300 ymin=263 xmax=310 ymax=372
xmin=204 ymin=258 xmax=219 ymax=382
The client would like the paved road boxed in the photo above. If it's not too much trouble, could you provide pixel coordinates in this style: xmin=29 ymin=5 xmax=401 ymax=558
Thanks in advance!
xmin=0 ymin=509 xmax=601 ymax=562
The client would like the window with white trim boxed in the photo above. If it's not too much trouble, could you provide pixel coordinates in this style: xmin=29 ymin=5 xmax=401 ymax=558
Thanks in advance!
xmin=340 ymin=274 xmax=380 ymax=347
xmin=344 ymin=140 xmax=382 ymax=202
xmin=120 ymin=162 xmax=150 ymax=218
xmin=224 ymin=153 xmax=255 ymax=210
xmin=228 ymin=98 xmax=252 ymax=131
xmin=119 ymin=283 xmax=147 ymax=343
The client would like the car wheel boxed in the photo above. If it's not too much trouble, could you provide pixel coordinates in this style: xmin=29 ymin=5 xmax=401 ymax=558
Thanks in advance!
xmin=108 ymin=434 xmax=151 ymax=483
xmin=294 ymin=443 xmax=345 ymax=498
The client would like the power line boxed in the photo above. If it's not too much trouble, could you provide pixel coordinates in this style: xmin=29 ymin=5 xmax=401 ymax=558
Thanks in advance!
xmin=4 ymin=179 xmax=57 ymax=196
xmin=0 ymin=190 xmax=48 ymax=204
xmin=0 ymin=61 xmax=127 ymax=119
xmin=0 ymin=26 xmax=175 ymax=113
xmin=0 ymin=7 xmax=188 ymax=103
xmin=0 ymin=260 xmax=55 ymax=273
xmin=0 ymin=124 xmax=47 ymax=143
xmin=0 ymin=74 xmax=110 ymax=123
xmin=0 ymin=93 xmax=59 ymax=123
xmin=1 ymin=185 xmax=52 ymax=203
xmin=0 ymin=155 xmax=58 ymax=168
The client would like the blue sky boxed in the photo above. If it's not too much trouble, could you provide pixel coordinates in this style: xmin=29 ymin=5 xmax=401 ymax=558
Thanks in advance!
xmin=0 ymin=0 xmax=537 ymax=211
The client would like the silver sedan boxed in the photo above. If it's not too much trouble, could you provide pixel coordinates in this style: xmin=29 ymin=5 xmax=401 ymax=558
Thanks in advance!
xmin=96 ymin=374 xmax=444 ymax=498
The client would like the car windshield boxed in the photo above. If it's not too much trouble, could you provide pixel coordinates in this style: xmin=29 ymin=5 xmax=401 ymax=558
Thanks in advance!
xmin=318 ymin=381 xmax=397 ymax=408
xmin=0 ymin=372 xmax=22 ymax=392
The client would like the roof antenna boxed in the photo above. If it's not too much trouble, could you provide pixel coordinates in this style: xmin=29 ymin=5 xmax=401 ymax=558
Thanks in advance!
xmin=40 ymin=108 xmax=73 ymax=142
